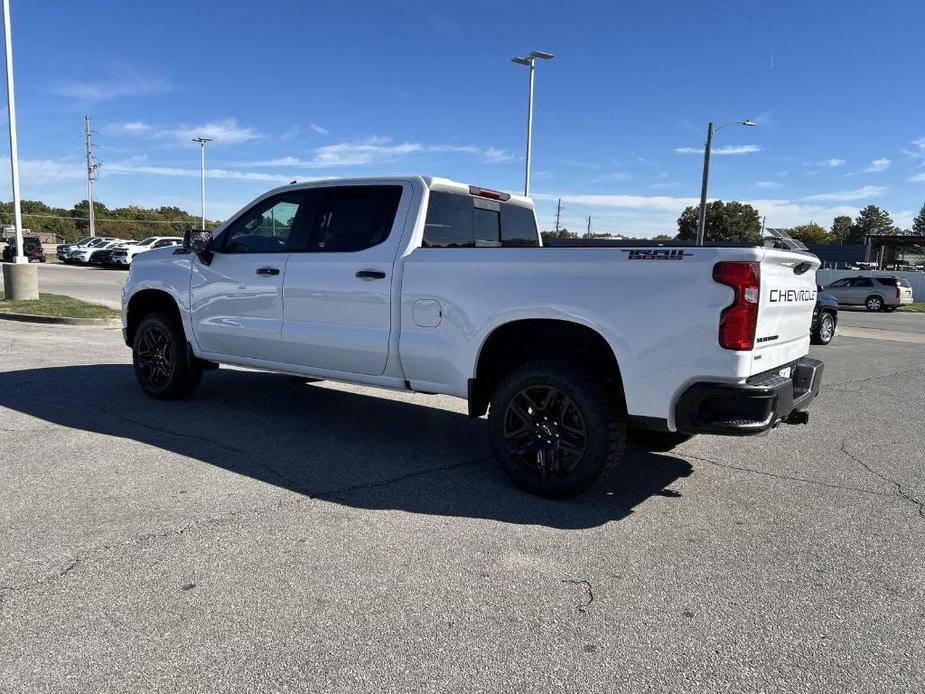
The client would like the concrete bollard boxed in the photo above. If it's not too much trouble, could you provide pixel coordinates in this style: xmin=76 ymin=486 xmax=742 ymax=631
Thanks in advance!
xmin=2 ymin=261 xmax=39 ymax=301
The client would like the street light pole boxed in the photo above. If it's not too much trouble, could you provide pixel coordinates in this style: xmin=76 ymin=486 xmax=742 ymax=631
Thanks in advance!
xmin=512 ymin=50 xmax=554 ymax=198
xmin=695 ymin=122 xmax=713 ymax=246
xmin=2 ymin=0 xmax=24 ymax=264
xmin=695 ymin=119 xmax=757 ymax=245
xmin=192 ymin=137 xmax=211 ymax=230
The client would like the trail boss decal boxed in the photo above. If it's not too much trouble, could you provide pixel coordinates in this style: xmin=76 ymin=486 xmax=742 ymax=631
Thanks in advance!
xmin=769 ymin=288 xmax=817 ymax=303
xmin=621 ymin=249 xmax=693 ymax=260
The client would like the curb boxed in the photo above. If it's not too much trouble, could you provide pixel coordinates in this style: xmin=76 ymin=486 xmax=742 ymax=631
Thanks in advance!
xmin=0 ymin=311 xmax=120 ymax=327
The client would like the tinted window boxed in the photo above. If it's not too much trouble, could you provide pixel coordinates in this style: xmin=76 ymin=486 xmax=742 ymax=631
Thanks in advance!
xmin=500 ymin=204 xmax=539 ymax=247
xmin=222 ymin=192 xmax=305 ymax=253
xmin=828 ymin=279 xmax=851 ymax=288
xmin=303 ymin=185 xmax=402 ymax=252
xmin=423 ymin=191 xmax=538 ymax=248
xmin=898 ymin=278 xmax=912 ymax=288
xmin=853 ymin=277 xmax=873 ymax=287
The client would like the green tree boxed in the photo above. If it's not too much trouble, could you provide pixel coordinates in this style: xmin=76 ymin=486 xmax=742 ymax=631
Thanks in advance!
xmin=540 ymin=228 xmax=578 ymax=243
xmin=830 ymin=215 xmax=854 ymax=244
xmin=677 ymin=200 xmax=762 ymax=244
xmin=787 ymin=222 xmax=830 ymax=245
xmin=850 ymin=205 xmax=894 ymax=244
xmin=912 ymin=203 xmax=925 ymax=236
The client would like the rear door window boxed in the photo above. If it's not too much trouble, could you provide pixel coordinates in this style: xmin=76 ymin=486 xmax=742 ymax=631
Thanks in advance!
xmin=423 ymin=191 xmax=538 ymax=248
xmin=301 ymin=185 xmax=403 ymax=252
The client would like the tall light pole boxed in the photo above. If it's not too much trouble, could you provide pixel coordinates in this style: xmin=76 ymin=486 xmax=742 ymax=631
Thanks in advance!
xmin=511 ymin=50 xmax=554 ymax=198
xmin=2 ymin=0 xmax=24 ymax=263
xmin=192 ymin=137 xmax=211 ymax=229
xmin=696 ymin=119 xmax=757 ymax=245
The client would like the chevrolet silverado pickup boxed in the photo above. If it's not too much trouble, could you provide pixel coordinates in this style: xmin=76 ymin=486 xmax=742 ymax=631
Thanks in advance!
xmin=121 ymin=176 xmax=823 ymax=497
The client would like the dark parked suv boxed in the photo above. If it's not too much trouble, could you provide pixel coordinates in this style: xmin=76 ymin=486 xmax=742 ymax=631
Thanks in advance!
xmin=2 ymin=237 xmax=46 ymax=262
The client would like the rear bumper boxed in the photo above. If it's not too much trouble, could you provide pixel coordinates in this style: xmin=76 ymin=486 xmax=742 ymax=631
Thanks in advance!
xmin=675 ymin=357 xmax=823 ymax=436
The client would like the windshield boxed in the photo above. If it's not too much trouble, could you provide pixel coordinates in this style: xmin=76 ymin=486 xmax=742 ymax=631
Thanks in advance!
xmin=137 ymin=237 xmax=157 ymax=246
xmin=88 ymin=238 xmax=107 ymax=247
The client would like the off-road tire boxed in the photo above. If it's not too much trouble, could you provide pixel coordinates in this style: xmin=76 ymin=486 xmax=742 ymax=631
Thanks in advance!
xmin=132 ymin=312 xmax=203 ymax=400
xmin=487 ymin=359 xmax=626 ymax=498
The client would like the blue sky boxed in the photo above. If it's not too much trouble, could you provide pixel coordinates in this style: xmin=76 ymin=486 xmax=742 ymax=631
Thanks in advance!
xmin=4 ymin=0 xmax=925 ymax=236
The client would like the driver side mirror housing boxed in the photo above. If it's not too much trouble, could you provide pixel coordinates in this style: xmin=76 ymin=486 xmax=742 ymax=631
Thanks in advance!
xmin=183 ymin=228 xmax=214 ymax=265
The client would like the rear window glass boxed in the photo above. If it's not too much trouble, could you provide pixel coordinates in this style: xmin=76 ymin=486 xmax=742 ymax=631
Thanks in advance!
xmin=875 ymin=278 xmax=897 ymax=286
xmin=898 ymin=278 xmax=911 ymax=288
xmin=423 ymin=191 xmax=538 ymax=248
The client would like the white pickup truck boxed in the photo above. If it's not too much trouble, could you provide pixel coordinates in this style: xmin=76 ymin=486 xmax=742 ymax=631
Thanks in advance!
xmin=122 ymin=176 xmax=823 ymax=497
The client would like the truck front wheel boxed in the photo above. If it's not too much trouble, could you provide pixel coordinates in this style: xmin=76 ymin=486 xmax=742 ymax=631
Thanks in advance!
xmin=132 ymin=312 xmax=203 ymax=400
xmin=487 ymin=359 xmax=626 ymax=498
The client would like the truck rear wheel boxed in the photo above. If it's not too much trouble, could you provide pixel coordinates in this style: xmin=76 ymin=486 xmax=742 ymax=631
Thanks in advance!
xmin=132 ymin=312 xmax=203 ymax=400
xmin=487 ymin=359 xmax=626 ymax=498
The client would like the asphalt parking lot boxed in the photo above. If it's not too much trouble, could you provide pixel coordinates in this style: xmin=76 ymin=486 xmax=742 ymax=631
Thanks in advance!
xmin=1 ymin=317 xmax=923 ymax=693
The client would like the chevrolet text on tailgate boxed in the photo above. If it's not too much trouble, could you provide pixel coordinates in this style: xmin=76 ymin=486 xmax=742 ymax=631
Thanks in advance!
xmin=122 ymin=176 xmax=823 ymax=498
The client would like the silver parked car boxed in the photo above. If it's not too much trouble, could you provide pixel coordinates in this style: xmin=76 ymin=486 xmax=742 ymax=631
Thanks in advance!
xmin=823 ymin=275 xmax=914 ymax=312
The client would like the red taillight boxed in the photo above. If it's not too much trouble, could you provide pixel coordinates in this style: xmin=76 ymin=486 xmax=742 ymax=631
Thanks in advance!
xmin=713 ymin=261 xmax=760 ymax=350
xmin=468 ymin=185 xmax=511 ymax=201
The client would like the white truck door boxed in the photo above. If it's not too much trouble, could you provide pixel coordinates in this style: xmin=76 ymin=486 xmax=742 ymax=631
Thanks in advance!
xmin=280 ymin=183 xmax=410 ymax=375
xmin=189 ymin=191 xmax=308 ymax=362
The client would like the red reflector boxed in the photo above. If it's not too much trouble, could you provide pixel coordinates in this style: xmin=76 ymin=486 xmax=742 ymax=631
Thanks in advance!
xmin=468 ymin=185 xmax=511 ymax=202
xmin=713 ymin=261 xmax=760 ymax=350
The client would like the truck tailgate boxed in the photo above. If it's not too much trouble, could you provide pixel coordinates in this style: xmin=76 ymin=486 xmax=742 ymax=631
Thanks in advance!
xmin=752 ymin=249 xmax=820 ymax=376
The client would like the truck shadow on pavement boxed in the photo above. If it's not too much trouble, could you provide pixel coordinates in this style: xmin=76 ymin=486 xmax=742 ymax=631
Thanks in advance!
xmin=0 ymin=364 xmax=692 ymax=529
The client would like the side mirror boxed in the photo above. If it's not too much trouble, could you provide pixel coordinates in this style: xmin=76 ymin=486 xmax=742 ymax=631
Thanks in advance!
xmin=183 ymin=228 xmax=214 ymax=265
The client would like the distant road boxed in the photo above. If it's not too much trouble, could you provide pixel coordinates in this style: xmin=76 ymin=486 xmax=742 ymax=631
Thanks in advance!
xmin=0 ymin=263 xmax=125 ymax=309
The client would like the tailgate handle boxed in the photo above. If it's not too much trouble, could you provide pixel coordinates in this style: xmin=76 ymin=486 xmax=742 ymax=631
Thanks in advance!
xmin=356 ymin=270 xmax=386 ymax=280
xmin=793 ymin=262 xmax=812 ymax=275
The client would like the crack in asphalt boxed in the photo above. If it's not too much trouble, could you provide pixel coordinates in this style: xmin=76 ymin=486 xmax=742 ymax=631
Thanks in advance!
xmin=0 ymin=453 xmax=489 ymax=602
xmin=561 ymin=579 xmax=594 ymax=614
xmin=825 ymin=366 xmax=925 ymax=391
xmin=309 ymin=458 xmax=487 ymax=501
xmin=682 ymin=453 xmax=896 ymax=500
xmin=100 ymin=405 xmax=313 ymax=496
xmin=839 ymin=439 xmax=925 ymax=521
xmin=0 ymin=559 xmax=80 ymax=603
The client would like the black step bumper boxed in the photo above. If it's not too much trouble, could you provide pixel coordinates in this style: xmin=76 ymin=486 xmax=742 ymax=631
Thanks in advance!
xmin=675 ymin=357 xmax=823 ymax=436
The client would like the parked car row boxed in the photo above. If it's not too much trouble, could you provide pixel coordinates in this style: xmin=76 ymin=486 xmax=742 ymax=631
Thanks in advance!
xmin=55 ymin=236 xmax=183 ymax=268
xmin=821 ymin=275 xmax=914 ymax=312
xmin=2 ymin=236 xmax=46 ymax=262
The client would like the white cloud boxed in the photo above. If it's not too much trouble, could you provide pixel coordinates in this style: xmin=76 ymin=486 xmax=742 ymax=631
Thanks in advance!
xmin=531 ymin=190 xmax=873 ymax=237
xmin=801 ymin=185 xmax=887 ymax=202
xmin=237 ymin=137 xmax=513 ymax=169
xmin=104 ymin=161 xmax=292 ymax=183
xmin=674 ymin=145 xmax=763 ymax=155
xmin=910 ymin=172 xmax=925 ymax=183
xmin=104 ymin=121 xmax=153 ymax=136
xmin=808 ymin=158 xmax=846 ymax=169
xmin=165 ymin=118 xmax=262 ymax=145
xmin=755 ymin=181 xmax=783 ymax=189
xmin=106 ymin=118 xmax=261 ymax=145
xmin=51 ymin=77 xmax=172 ymax=101
xmin=589 ymin=172 xmax=633 ymax=184
xmin=310 ymin=123 xmax=329 ymax=135
xmin=863 ymin=158 xmax=891 ymax=173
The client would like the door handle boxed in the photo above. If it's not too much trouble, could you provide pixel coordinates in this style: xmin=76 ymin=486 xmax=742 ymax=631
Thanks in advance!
xmin=256 ymin=266 xmax=280 ymax=276
xmin=356 ymin=270 xmax=386 ymax=280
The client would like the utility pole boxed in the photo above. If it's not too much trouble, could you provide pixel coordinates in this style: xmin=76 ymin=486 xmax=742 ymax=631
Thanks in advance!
xmin=192 ymin=137 xmax=212 ymax=230
xmin=586 ymin=216 xmax=592 ymax=236
xmin=696 ymin=122 xmax=713 ymax=246
xmin=554 ymin=198 xmax=562 ymax=233
xmin=84 ymin=115 xmax=98 ymax=237
xmin=2 ymin=0 xmax=24 ymax=263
